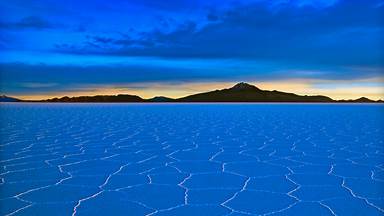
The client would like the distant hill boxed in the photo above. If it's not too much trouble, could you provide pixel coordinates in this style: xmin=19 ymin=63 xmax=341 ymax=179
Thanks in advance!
xmin=42 ymin=94 xmax=145 ymax=102
xmin=147 ymin=96 xmax=175 ymax=102
xmin=177 ymin=82 xmax=334 ymax=102
xmin=0 ymin=95 xmax=20 ymax=102
xmin=2 ymin=83 xmax=382 ymax=103
xmin=338 ymin=97 xmax=376 ymax=103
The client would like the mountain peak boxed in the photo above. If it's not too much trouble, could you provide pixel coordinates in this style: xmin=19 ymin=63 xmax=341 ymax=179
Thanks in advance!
xmin=355 ymin=97 xmax=374 ymax=103
xmin=231 ymin=82 xmax=260 ymax=91
xmin=147 ymin=96 xmax=174 ymax=102
xmin=0 ymin=95 xmax=20 ymax=102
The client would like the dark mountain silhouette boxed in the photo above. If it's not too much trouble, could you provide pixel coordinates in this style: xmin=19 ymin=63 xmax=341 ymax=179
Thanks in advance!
xmin=177 ymin=82 xmax=334 ymax=102
xmin=43 ymin=94 xmax=144 ymax=102
xmin=2 ymin=83 xmax=382 ymax=103
xmin=147 ymin=96 xmax=175 ymax=102
xmin=231 ymin=82 xmax=261 ymax=91
xmin=0 ymin=95 xmax=20 ymax=102
xmin=338 ymin=97 xmax=376 ymax=103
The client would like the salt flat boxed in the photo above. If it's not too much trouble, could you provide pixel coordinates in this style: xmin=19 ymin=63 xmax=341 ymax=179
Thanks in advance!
xmin=0 ymin=103 xmax=383 ymax=216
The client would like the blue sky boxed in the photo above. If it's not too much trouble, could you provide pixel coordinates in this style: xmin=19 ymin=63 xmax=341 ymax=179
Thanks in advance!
xmin=0 ymin=0 xmax=383 ymax=99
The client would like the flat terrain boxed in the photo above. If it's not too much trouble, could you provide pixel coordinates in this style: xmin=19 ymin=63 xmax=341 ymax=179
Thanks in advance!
xmin=0 ymin=103 xmax=383 ymax=215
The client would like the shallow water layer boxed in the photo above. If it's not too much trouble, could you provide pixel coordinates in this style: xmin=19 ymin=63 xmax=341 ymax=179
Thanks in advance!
xmin=0 ymin=103 xmax=383 ymax=216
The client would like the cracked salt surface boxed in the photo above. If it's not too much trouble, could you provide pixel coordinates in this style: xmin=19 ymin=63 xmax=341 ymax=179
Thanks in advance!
xmin=0 ymin=103 xmax=383 ymax=216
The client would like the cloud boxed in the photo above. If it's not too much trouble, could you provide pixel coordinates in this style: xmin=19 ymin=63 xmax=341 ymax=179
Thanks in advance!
xmin=0 ymin=0 xmax=382 ymax=99
xmin=53 ymin=0 xmax=383 ymax=67
xmin=0 ymin=16 xmax=56 ymax=30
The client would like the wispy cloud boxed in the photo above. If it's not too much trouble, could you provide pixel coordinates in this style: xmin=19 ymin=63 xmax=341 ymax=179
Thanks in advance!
xmin=53 ymin=1 xmax=383 ymax=67
xmin=0 ymin=16 xmax=57 ymax=30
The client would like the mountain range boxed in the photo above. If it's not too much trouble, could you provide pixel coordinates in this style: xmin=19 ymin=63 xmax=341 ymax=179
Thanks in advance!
xmin=1 ymin=83 xmax=382 ymax=103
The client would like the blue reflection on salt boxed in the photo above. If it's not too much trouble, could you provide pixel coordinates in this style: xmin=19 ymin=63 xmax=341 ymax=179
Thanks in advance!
xmin=0 ymin=103 xmax=383 ymax=215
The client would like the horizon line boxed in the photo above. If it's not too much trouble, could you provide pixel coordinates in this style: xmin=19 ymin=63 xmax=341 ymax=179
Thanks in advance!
xmin=3 ymin=82 xmax=383 ymax=101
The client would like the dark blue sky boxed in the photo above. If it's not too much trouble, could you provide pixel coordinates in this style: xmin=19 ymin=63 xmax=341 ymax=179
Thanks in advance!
xmin=0 ymin=0 xmax=383 ymax=99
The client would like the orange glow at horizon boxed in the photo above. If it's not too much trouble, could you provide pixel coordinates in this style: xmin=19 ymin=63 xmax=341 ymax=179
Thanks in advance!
xmin=9 ymin=80 xmax=384 ymax=101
